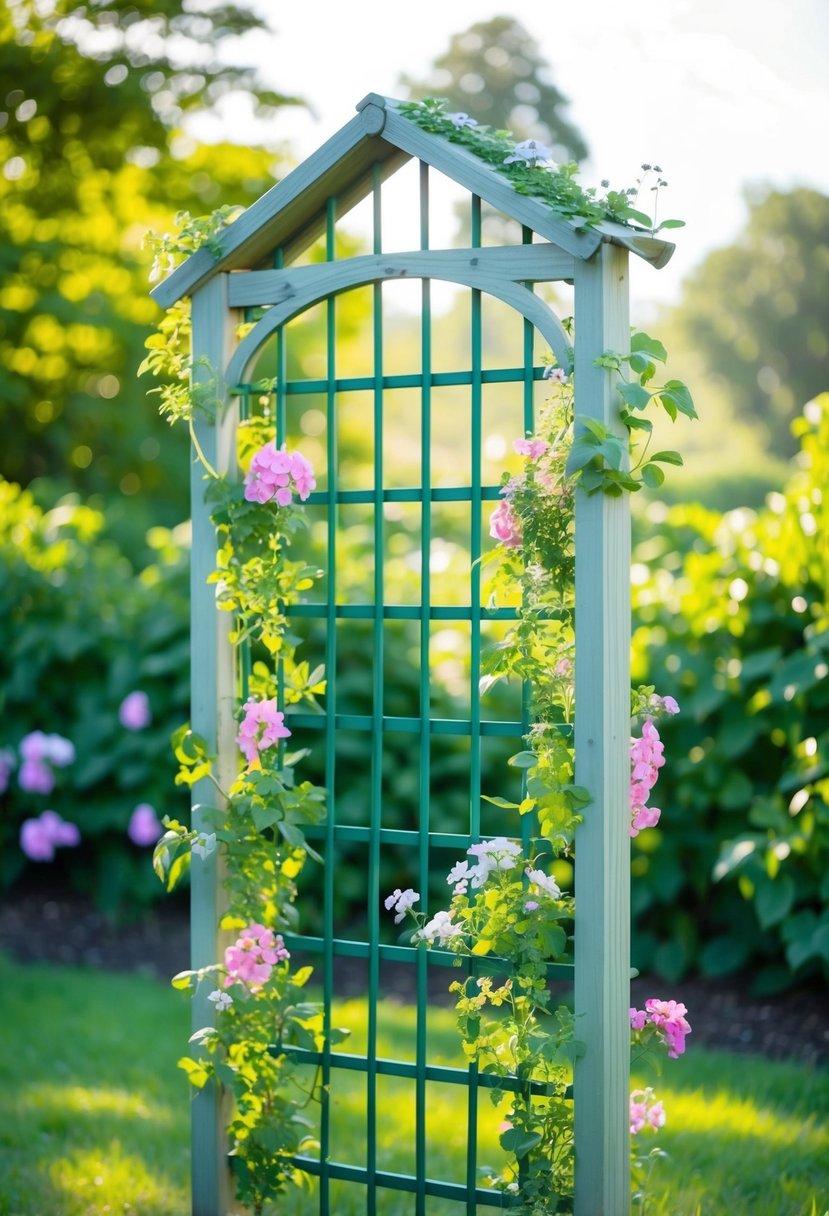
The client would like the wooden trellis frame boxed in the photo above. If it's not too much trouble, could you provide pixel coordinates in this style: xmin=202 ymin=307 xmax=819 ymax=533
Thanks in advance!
xmin=153 ymin=93 xmax=674 ymax=1216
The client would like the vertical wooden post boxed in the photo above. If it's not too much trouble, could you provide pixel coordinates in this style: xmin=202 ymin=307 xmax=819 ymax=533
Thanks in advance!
xmin=573 ymin=243 xmax=631 ymax=1215
xmin=189 ymin=274 xmax=238 ymax=1216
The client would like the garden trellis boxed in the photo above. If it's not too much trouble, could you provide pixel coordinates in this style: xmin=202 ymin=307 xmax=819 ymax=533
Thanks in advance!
xmin=151 ymin=93 xmax=675 ymax=1216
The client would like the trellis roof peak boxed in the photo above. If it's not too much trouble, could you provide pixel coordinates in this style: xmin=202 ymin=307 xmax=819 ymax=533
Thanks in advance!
xmin=151 ymin=92 xmax=675 ymax=310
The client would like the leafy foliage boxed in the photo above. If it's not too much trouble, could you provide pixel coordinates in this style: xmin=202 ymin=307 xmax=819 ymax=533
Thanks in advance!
xmin=0 ymin=478 xmax=190 ymax=911
xmin=0 ymin=0 xmax=299 ymax=558
xmin=667 ymin=186 xmax=829 ymax=456
xmin=630 ymin=394 xmax=829 ymax=991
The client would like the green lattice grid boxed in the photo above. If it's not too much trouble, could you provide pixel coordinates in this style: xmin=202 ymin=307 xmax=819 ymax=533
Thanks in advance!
xmin=231 ymin=164 xmax=575 ymax=1214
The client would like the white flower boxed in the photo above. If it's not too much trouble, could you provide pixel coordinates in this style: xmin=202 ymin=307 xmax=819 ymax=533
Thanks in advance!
xmin=503 ymin=139 xmax=557 ymax=169
xmin=192 ymin=832 xmax=217 ymax=859
xmin=418 ymin=910 xmax=463 ymax=946
xmin=525 ymin=866 xmax=561 ymax=899
xmin=543 ymin=366 xmax=568 ymax=383
xmin=208 ymin=989 xmax=233 ymax=1012
xmin=446 ymin=859 xmax=472 ymax=886
xmin=384 ymin=887 xmax=420 ymax=923
xmin=447 ymin=112 xmax=476 ymax=128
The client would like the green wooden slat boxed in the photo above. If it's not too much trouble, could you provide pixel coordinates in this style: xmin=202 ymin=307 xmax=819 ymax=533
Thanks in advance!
xmin=303 ymin=485 xmax=504 ymax=504
xmin=466 ymin=192 xmax=483 ymax=1216
xmin=320 ymin=197 xmax=338 ymax=1214
xmin=366 ymin=161 xmax=384 ymax=1214
xmin=233 ymin=364 xmax=548 ymax=396
xmin=282 ymin=932 xmax=574 ymax=978
xmin=416 ymin=158 xmax=431 ymax=1216
xmin=290 ymin=1156 xmax=525 ymax=1208
xmin=274 ymin=1047 xmax=573 ymax=1099
xmin=287 ymin=604 xmax=525 ymax=622
xmin=285 ymin=712 xmax=542 ymax=737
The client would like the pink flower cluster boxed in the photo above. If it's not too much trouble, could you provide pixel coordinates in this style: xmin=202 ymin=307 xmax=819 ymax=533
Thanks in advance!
xmin=224 ymin=923 xmax=290 ymax=990
xmin=128 ymin=803 xmax=163 ymax=846
xmin=630 ymin=719 xmax=665 ymax=837
xmin=20 ymin=810 xmax=80 ymax=861
xmin=119 ymin=690 xmax=151 ymax=730
xmin=244 ymin=443 xmax=316 ymax=506
xmin=236 ymin=697 xmax=292 ymax=764
xmin=514 ymin=437 xmax=549 ymax=460
xmin=489 ymin=498 xmax=522 ymax=548
xmin=630 ymin=998 xmax=691 ymax=1058
xmin=629 ymin=1088 xmax=666 ymax=1135
xmin=18 ymin=731 xmax=75 ymax=795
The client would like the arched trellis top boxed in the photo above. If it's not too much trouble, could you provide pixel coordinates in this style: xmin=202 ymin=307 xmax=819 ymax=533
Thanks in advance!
xmin=150 ymin=91 xmax=674 ymax=312
xmin=224 ymin=244 xmax=575 ymax=387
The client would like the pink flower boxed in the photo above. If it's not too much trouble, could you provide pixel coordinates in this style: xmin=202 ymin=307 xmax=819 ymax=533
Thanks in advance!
xmin=236 ymin=698 xmax=292 ymax=764
xmin=629 ymin=1006 xmax=647 ymax=1030
xmin=513 ymin=437 xmax=549 ymax=459
xmin=524 ymin=900 xmax=539 ymax=912
xmin=489 ymin=499 xmax=522 ymax=548
xmin=645 ymin=998 xmax=691 ymax=1058
xmin=543 ymin=366 xmax=568 ymax=384
xmin=119 ymin=691 xmax=151 ymax=731
xmin=20 ymin=817 xmax=55 ymax=861
xmin=224 ymin=923 xmax=289 ymax=990
xmin=128 ymin=803 xmax=162 ymax=846
xmin=18 ymin=758 xmax=55 ymax=795
xmin=630 ymin=1089 xmax=666 ymax=1135
xmin=244 ymin=443 xmax=316 ymax=506
xmin=630 ymin=805 xmax=661 ymax=837
xmin=662 ymin=696 xmax=680 ymax=715
xmin=20 ymin=810 xmax=80 ymax=860
xmin=630 ymin=720 xmax=665 ymax=835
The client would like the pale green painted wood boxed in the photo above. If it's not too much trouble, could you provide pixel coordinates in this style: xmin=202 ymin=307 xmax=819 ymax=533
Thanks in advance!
xmin=227 ymin=244 xmax=576 ymax=307
xmin=151 ymin=93 xmax=674 ymax=309
xmin=572 ymin=243 xmax=632 ymax=1216
xmin=224 ymin=256 xmax=573 ymax=387
xmin=189 ymin=274 xmax=239 ymax=1216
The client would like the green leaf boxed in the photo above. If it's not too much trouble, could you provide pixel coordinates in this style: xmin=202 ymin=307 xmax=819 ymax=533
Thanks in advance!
xmin=655 ymin=218 xmax=686 ymax=231
xmin=641 ymin=463 xmax=665 ymax=488
xmin=508 ymin=750 xmax=538 ymax=770
xmin=755 ymin=874 xmax=795 ymax=929
xmin=617 ymin=381 xmax=653 ymax=411
xmin=481 ymin=795 xmax=520 ymax=809
xmin=252 ymin=804 xmax=280 ymax=833
xmin=649 ymin=449 xmax=683 ymax=466
xmin=499 ymin=1127 xmax=543 ymax=1160
xmin=618 ymin=206 xmax=653 ymax=228
xmin=660 ymin=380 xmax=698 ymax=419
xmin=631 ymin=332 xmax=668 ymax=362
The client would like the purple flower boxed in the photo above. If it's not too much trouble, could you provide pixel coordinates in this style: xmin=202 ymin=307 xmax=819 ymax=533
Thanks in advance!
xmin=18 ymin=758 xmax=55 ymax=795
xmin=119 ymin=691 xmax=151 ymax=731
xmin=128 ymin=803 xmax=162 ymax=846
xmin=20 ymin=810 xmax=81 ymax=861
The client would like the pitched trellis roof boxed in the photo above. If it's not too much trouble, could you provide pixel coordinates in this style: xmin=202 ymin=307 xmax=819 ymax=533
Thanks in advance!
xmin=151 ymin=92 xmax=674 ymax=310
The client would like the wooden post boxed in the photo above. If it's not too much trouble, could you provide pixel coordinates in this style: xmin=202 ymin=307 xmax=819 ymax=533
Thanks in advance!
xmin=573 ymin=243 xmax=632 ymax=1215
xmin=189 ymin=274 xmax=238 ymax=1216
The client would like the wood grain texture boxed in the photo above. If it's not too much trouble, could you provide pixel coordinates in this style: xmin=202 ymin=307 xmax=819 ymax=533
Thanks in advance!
xmin=224 ymin=247 xmax=574 ymax=386
xmin=572 ymin=244 xmax=632 ymax=1216
xmin=189 ymin=275 xmax=239 ymax=1216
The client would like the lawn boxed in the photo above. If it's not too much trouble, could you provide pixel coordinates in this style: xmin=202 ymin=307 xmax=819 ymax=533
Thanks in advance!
xmin=1 ymin=957 xmax=827 ymax=1215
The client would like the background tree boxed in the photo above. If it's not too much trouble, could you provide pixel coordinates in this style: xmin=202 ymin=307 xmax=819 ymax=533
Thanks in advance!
xmin=0 ymin=0 xmax=303 ymax=557
xmin=400 ymin=15 xmax=588 ymax=163
xmin=665 ymin=186 xmax=829 ymax=457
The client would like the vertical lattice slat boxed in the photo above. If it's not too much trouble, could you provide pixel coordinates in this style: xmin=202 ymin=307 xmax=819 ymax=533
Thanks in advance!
xmin=320 ymin=199 xmax=338 ymax=1214
xmin=573 ymin=242 xmax=632 ymax=1216
xmin=367 ymin=164 xmax=385 ymax=1213
xmin=415 ymin=158 xmax=432 ymax=1216
xmin=466 ymin=192 xmax=483 ymax=1214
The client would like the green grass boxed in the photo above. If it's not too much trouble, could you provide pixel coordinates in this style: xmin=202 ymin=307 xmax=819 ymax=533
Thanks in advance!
xmin=1 ymin=957 xmax=827 ymax=1215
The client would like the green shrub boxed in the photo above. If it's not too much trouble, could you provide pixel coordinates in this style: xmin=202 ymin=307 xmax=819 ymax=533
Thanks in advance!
xmin=631 ymin=394 xmax=829 ymax=991
xmin=0 ymin=480 xmax=190 ymax=913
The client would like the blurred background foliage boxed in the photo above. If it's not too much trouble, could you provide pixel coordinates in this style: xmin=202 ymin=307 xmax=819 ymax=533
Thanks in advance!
xmin=1 ymin=5 xmax=826 ymax=988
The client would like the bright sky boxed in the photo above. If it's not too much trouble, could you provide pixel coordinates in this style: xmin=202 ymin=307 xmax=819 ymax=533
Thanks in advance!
xmin=206 ymin=0 xmax=829 ymax=316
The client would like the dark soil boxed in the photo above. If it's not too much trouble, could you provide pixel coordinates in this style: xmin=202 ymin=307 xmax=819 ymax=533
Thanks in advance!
xmin=2 ymin=880 xmax=827 ymax=1067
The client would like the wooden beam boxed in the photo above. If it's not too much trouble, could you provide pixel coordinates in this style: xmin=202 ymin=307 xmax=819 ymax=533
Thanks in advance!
xmin=573 ymin=243 xmax=632 ymax=1216
xmin=189 ymin=274 xmax=239 ymax=1216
